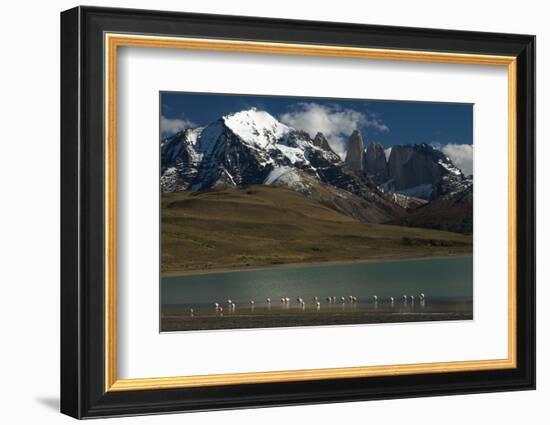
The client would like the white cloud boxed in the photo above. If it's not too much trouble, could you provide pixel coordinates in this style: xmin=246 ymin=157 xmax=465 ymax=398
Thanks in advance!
xmin=439 ymin=143 xmax=474 ymax=175
xmin=366 ymin=112 xmax=390 ymax=133
xmin=279 ymin=103 xmax=388 ymax=158
xmin=160 ymin=115 xmax=195 ymax=138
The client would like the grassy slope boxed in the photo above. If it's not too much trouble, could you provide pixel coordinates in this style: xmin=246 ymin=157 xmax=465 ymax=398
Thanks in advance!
xmin=161 ymin=186 xmax=472 ymax=274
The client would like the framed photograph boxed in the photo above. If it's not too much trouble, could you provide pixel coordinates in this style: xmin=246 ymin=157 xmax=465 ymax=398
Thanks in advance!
xmin=60 ymin=6 xmax=535 ymax=419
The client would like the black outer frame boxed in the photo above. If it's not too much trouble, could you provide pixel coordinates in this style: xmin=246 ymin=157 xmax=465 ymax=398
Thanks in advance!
xmin=60 ymin=5 xmax=536 ymax=419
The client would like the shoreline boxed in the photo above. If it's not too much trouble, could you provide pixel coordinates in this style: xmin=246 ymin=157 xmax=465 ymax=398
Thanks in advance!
xmin=160 ymin=310 xmax=473 ymax=332
xmin=161 ymin=252 xmax=473 ymax=278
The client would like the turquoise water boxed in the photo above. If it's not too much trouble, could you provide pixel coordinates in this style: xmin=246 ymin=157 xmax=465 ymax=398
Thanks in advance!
xmin=161 ymin=256 xmax=473 ymax=310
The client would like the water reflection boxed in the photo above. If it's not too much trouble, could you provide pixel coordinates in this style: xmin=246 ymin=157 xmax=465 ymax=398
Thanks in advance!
xmin=161 ymin=256 xmax=473 ymax=328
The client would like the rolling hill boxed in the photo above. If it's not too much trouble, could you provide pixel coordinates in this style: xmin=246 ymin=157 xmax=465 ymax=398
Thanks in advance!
xmin=161 ymin=185 xmax=472 ymax=274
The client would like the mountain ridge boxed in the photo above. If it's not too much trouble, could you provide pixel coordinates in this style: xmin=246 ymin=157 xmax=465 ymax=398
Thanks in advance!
xmin=161 ymin=108 xmax=473 ymax=233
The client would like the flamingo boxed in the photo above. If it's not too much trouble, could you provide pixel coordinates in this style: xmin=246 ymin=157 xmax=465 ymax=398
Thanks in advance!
xmin=266 ymin=297 xmax=271 ymax=304
xmin=189 ymin=308 xmax=194 ymax=316
xmin=340 ymin=296 xmax=346 ymax=303
xmin=389 ymin=296 xmax=395 ymax=303
xmin=373 ymin=295 xmax=378 ymax=302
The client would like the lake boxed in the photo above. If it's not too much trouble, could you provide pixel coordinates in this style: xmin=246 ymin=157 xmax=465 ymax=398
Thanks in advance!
xmin=161 ymin=256 xmax=473 ymax=331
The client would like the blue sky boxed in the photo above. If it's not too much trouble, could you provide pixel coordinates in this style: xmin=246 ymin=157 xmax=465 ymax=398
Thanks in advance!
xmin=160 ymin=92 xmax=474 ymax=174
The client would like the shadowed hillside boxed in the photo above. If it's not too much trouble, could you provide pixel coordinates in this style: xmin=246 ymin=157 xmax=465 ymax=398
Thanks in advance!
xmin=161 ymin=186 xmax=472 ymax=274
xmin=388 ymin=186 xmax=473 ymax=234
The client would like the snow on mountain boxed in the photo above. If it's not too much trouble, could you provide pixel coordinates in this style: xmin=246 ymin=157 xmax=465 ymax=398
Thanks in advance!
xmin=438 ymin=158 xmax=462 ymax=176
xmin=264 ymin=166 xmax=311 ymax=193
xmin=388 ymin=192 xmax=428 ymax=209
xmin=264 ymin=165 xmax=294 ymax=185
xmin=222 ymin=108 xmax=291 ymax=149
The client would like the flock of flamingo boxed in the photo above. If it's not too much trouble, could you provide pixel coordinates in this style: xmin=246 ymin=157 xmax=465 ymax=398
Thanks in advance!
xmin=188 ymin=293 xmax=426 ymax=316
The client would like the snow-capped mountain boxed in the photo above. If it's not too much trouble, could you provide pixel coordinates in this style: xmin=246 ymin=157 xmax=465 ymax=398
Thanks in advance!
xmin=161 ymin=108 xmax=472 ymax=232
xmin=161 ymin=108 xmax=338 ymax=192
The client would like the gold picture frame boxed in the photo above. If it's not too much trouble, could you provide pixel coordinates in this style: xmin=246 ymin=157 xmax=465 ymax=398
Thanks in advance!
xmin=104 ymin=33 xmax=517 ymax=392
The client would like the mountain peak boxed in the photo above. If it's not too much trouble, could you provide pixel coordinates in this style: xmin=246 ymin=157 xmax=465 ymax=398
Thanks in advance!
xmin=313 ymin=132 xmax=335 ymax=153
xmin=366 ymin=141 xmax=384 ymax=149
xmin=222 ymin=108 xmax=291 ymax=148
xmin=345 ymin=130 xmax=364 ymax=171
xmin=387 ymin=144 xmax=466 ymax=199
xmin=363 ymin=142 xmax=389 ymax=184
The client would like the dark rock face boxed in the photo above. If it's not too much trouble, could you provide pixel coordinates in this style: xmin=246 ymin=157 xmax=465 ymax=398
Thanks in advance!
xmin=345 ymin=130 xmax=364 ymax=171
xmin=313 ymin=132 xmax=335 ymax=154
xmin=386 ymin=143 xmax=470 ymax=201
xmin=388 ymin=144 xmax=443 ymax=190
xmin=195 ymin=127 xmax=274 ymax=190
xmin=363 ymin=142 xmax=389 ymax=184
xmin=160 ymin=128 xmax=202 ymax=192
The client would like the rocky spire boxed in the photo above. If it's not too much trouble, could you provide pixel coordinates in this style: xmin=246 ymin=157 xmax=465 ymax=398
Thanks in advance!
xmin=345 ymin=130 xmax=364 ymax=171
xmin=313 ymin=132 xmax=335 ymax=153
xmin=363 ymin=142 xmax=389 ymax=184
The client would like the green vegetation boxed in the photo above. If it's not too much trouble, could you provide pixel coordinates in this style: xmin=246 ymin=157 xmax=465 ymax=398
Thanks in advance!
xmin=161 ymin=186 xmax=472 ymax=275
